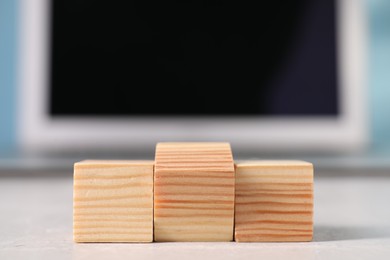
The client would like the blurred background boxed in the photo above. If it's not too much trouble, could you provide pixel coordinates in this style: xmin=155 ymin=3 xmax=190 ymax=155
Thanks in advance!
xmin=1 ymin=2 xmax=390 ymax=257
xmin=0 ymin=0 xmax=390 ymax=169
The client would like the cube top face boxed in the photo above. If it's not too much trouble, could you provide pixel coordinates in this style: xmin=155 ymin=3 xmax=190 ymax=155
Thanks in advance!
xmin=235 ymin=160 xmax=313 ymax=168
xmin=73 ymin=160 xmax=154 ymax=243
xmin=154 ymin=142 xmax=235 ymax=242
xmin=75 ymin=160 xmax=154 ymax=167
xmin=235 ymin=161 xmax=313 ymax=242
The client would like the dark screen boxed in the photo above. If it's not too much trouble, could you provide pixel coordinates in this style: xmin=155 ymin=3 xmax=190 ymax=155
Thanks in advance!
xmin=50 ymin=0 xmax=338 ymax=116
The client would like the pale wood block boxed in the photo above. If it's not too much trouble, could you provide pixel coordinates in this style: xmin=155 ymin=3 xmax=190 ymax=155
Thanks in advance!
xmin=154 ymin=143 xmax=235 ymax=242
xmin=73 ymin=160 xmax=154 ymax=242
xmin=235 ymin=161 xmax=314 ymax=242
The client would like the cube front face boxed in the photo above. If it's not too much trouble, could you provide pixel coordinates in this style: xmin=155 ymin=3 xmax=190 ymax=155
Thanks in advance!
xmin=154 ymin=143 xmax=235 ymax=242
xmin=73 ymin=156 xmax=315 ymax=243
xmin=73 ymin=160 xmax=154 ymax=242
xmin=235 ymin=161 xmax=314 ymax=242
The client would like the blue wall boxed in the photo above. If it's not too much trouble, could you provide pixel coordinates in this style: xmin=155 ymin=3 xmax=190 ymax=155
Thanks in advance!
xmin=368 ymin=0 xmax=390 ymax=149
xmin=0 ymin=0 xmax=17 ymax=151
xmin=0 ymin=1 xmax=390 ymax=152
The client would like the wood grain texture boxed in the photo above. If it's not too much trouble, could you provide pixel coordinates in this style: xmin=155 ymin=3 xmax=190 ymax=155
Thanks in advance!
xmin=73 ymin=160 xmax=154 ymax=242
xmin=234 ymin=161 xmax=314 ymax=242
xmin=154 ymin=143 xmax=235 ymax=242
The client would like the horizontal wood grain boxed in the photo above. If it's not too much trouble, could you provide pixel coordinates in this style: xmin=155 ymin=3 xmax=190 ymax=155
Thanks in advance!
xmin=234 ymin=160 xmax=314 ymax=242
xmin=154 ymin=143 xmax=235 ymax=242
xmin=73 ymin=160 xmax=154 ymax=243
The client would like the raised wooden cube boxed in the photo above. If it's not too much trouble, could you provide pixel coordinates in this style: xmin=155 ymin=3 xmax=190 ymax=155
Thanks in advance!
xmin=154 ymin=143 xmax=235 ymax=242
xmin=73 ymin=160 xmax=154 ymax=242
xmin=235 ymin=161 xmax=314 ymax=242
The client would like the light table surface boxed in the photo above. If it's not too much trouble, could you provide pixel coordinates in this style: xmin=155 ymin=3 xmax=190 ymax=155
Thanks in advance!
xmin=1 ymin=170 xmax=390 ymax=260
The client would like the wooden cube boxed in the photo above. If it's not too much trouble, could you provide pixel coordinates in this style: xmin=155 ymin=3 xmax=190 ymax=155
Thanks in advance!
xmin=154 ymin=143 xmax=235 ymax=242
xmin=235 ymin=161 xmax=314 ymax=242
xmin=73 ymin=160 xmax=154 ymax=242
